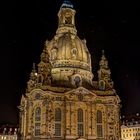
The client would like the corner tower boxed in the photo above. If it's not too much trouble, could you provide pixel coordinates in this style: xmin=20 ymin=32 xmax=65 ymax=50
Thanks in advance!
xmin=46 ymin=0 xmax=93 ymax=88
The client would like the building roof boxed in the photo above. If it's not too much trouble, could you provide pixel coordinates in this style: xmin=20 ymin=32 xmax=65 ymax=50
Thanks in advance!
xmin=0 ymin=124 xmax=18 ymax=135
xmin=61 ymin=0 xmax=74 ymax=9
xmin=121 ymin=113 xmax=140 ymax=127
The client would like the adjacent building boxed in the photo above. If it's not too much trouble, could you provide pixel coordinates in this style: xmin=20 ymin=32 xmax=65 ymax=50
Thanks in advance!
xmin=18 ymin=0 xmax=121 ymax=139
xmin=121 ymin=114 xmax=140 ymax=140
xmin=0 ymin=125 xmax=18 ymax=140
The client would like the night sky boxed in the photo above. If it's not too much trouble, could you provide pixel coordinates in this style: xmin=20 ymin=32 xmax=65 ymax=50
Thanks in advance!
xmin=0 ymin=0 xmax=140 ymax=124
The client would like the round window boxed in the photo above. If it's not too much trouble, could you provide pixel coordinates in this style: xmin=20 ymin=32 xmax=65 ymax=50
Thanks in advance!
xmin=74 ymin=76 xmax=81 ymax=87
xmin=35 ymin=93 xmax=40 ymax=99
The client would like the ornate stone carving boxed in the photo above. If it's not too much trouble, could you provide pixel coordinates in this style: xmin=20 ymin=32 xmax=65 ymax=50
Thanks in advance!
xmin=19 ymin=0 xmax=121 ymax=139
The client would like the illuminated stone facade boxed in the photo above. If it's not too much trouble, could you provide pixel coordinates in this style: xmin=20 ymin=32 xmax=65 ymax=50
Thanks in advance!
xmin=19 ymin=0 xmax=121 ymax=139
xmin=0 ymin=125 xmax=18 ymax=140
xmin=121 ymin=124 xmax=140 ymax=140
xmin=121 ymin=114 xmax=140 ymax=140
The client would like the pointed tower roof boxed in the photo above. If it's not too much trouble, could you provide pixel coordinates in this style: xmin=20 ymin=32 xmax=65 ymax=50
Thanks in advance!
xmin=61 ymin=0 xmax=74 ymax=9
xmin=97 ymin=50 xmax=114 ymax=90
xmin=45 ymin=0 xmax=93 ymax=89
xmin=99 ymin=50 xmax=109 ymax=69
xmin=30 ymin=63 xmax=37 ymax=78
xmin=32 ymin=63 xmax=36 ymax=73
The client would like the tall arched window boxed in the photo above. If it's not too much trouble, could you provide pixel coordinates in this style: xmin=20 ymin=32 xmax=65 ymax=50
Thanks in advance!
xmin=35 ymin=107 xmax=41 ymax=136
xmin=77 ymin=108 xmax=84 ymax=136
xmin=97 ymin=110 xmax=103 ymax=138
xmin=35 ymin=107 xmax=41 ymax=121
xmin=55 ymin=108 xmax=61 ymax=136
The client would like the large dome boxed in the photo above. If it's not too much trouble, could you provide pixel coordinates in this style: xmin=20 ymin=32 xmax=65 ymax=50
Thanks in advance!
xmin=47 ymin=33 xmax=92 ymax=71
xmin=44 ymin=2 xmax=94 ymax=88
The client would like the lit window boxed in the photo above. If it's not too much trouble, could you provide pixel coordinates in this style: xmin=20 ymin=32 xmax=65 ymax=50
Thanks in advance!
xmin=35 ymin=107 xmax=41 ymax=121
xmin=123 ymin=134 xmax=125 ymax=138
xmin=77 ymin=108 xmax=84 ymax=136
xmin=74 ymin=76 xmax=81 ymax=87
xmin=97 ymin=110 xmax=103 ymax=138
xmin=97 ymin=110 xmax=102 ymax=123
xmin=65 ymin=16 xmax=72 ymax=24
xmin=35 ymin=93 xmax=40 ymax=99
xmin=99 ymin=80 xmax=105 ymax=91
xmin=55 ymin=108 xmax=61 ymax=136
xmin=35 ymin=123 xmax=40 ymax=136
xmin=35 ymin=107 xmax=41 ymax=136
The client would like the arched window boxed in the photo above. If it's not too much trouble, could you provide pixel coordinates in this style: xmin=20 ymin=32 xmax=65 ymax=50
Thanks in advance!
xmin=55 ymin=108 xmax=61 ymax=136
xmin=99 ymin=80 xmax=105 ymax=91
xmin=35 ymin=93 xmax=40 ymax=100
xmin=97 ymin=110 xmax=103 ymax=138
xmin=97 ymin=110 xmax=102 ymax=123
xmin=71 ymin=48 xmax=77 ymax=59
xmin=35 ymin=107 xmax=41 ymax=136
xmin=65 ymin=16 xmax=72 ymax=24
xmin=35 ymin=107 xmax=41 ymax=121
xmin=74 ymin=76 xmax=81 ymax=87
xmin=77 ymin=108 xmax=84 ymax=136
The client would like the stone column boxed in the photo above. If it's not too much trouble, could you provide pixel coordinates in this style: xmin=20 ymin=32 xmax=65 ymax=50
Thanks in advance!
xmin=88 ymin=103 xmax=96 ymax=140
xmin=87 ymin=102 xmax=92 ymax=136
xmin=29 ymin=102 xmax=33 ymax=132
xmin=48 ymin=102 xmax=55 ymax=136
xmin=114 ymin=105 xmax=121 ymax=140
xmin=65 ymin=101 xmax=76 ymax=139
xmin=66 ymin=101 xmax=71 ymax=136
xmin=71 ymin=102 xmax=77 ymax=136
xmin=20 ymin=111 xmax=24 ymax=136
xmin=27 ymin=101 xmax=33 ymax=139
xmin=23 ymin=110 xmax=27 ymax=138
xmin=107 ymin=105 xmax=115 ymax=140
xmin=41 ymin=103 xmax=47 ymax=139
xmin=85 ymin=107 xmax=88 ymax=137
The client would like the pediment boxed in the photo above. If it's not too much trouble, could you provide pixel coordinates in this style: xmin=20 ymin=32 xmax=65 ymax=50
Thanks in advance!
xmin=27 ymin=88 xmax=57 ymax=100
xmin=65 ymin=86 xmax=97 ymax=101
xmin=26 ymin=89 xmax=46 ymax=100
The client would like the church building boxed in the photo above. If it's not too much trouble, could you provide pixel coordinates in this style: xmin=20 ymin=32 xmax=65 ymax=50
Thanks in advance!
xmin=19 ymin=0 xmax=121 ymax=139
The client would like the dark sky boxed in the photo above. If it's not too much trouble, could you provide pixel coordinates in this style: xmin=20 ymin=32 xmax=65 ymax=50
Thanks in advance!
xmin=0 ymin=0 xmax=140 ymax=124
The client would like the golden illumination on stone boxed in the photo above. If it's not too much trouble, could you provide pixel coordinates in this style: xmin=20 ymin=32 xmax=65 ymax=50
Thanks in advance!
xmin=18 ymin=0 xmax=121 ymax=140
